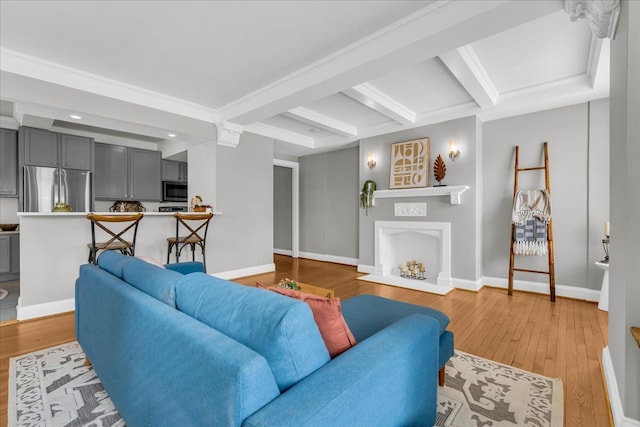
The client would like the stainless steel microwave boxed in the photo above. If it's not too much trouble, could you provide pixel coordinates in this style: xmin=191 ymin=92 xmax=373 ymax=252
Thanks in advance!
xmin=162 ymin=181 xmax=188 ymax=202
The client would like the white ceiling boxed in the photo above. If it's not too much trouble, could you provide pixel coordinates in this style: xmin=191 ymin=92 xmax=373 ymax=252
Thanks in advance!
xmin=0 ymin=1 xmax=608 ymax=158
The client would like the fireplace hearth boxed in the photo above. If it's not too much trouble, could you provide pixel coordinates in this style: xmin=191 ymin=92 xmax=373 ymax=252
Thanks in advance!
xmin=358 ymin=221 xmax=453 ymax=295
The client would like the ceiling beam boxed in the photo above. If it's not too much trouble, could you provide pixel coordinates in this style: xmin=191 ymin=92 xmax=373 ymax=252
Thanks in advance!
xmin=221 ymin=0 xmax=562 ymax=125
xmin=342 ymin=83 xmax=416 ymax=125
xmin=245 ymin=122 xmax=315 ymax=148
xmin=284 ymin=107 xmax=357 ymax=137
xmin=439 ymin=45 xmax=498 ymax=108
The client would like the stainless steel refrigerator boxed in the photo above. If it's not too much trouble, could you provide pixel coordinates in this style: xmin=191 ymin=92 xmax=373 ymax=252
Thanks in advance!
xmin=23 ymin=165 xmax=92 ymax=212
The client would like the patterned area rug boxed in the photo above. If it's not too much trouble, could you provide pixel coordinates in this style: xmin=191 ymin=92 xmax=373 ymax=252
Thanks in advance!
xmin=8 ymin=342 xmax=563 ymax=427
xmin=437 ymin=351 xmax=563 ymax=426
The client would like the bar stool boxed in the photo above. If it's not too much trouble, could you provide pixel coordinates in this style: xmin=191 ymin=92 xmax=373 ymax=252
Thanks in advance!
xmin=167 ymin=212 xmax=213 ymax=272
xmin=86 ymin=213 xmax=144 ymax=264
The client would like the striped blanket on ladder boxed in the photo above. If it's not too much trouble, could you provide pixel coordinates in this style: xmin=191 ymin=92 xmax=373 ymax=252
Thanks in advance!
xmin=512 ymin=190 xmax=551 ymax=256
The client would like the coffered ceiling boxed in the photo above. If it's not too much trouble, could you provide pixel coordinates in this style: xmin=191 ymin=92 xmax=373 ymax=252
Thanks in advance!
xmin=0 ymin=1 xmax=608 ymax=158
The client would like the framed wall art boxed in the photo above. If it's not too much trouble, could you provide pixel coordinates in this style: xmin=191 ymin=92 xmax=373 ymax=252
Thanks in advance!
xmin=389 ymin=137 xmax=430 ymax=189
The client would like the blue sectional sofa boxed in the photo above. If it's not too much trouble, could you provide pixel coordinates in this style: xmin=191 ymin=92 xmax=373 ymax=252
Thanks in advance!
xmin=76 ymin=252 xmax=454 ymax=426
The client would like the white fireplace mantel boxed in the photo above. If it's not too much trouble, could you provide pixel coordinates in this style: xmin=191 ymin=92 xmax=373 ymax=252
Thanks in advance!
xmin=374 ymin=185 xmax=469 ymax=205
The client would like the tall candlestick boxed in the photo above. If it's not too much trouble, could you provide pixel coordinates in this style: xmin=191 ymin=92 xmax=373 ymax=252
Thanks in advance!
xmin=605 ymin=221 xmax=610 ymax=237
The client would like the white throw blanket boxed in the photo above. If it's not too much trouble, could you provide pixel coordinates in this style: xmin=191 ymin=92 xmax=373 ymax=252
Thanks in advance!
xmin=512 ymin=190 xmax=551 ymax=256
xmin=512 ymin=190 xmax=552 ymax=225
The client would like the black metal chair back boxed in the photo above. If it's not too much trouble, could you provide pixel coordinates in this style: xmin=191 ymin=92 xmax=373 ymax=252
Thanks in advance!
xmin=167 ymin=212 xmax=213 ymax=272
xmin=86 ymin=213 xmax=144 ymax=264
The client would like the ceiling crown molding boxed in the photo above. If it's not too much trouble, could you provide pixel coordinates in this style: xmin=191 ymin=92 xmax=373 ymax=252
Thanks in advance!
xmin=217 ymin=121 xmax=244 ymax=147
xmin=343 ymin=83 xmax=416 ymax=125
xmin=0 ymin=115 xmax=20 ymax=130
xmin=564 ymin=0 xmax=620 ymax=39
xmin=439 ymin=45 xmax=499 ymax=108
xmin=0 ymin=48 xmax=220 ymax=123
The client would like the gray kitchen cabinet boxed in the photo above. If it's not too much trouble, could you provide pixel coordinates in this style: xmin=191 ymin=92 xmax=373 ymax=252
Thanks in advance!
xmin=94 ymin=143 xmax=128 ymax=199
xmin=21 ymin=127 xmax=93 ymax=170
xmin=162 ymin=160 xmax=188 ymax=182
xmin=0 ymin=235 xmax=10 ymax=273
xmin=22 ymin=127 xmax=58 ymax=167
xmin=60 ymin=134 xmax=92 ymax=170
xmin=0 ymin=233 xmax=20 ymax=280
xmin=94 ymin=143 xmax=161 ymax=201
xmin=0 ymin=129 xmax=18 ymax=196
xmin=130 ymin=148 xmax=161 ymax=201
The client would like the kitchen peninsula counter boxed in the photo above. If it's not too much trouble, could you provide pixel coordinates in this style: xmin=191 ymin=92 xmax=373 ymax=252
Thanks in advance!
xmin=17 ymin=211 xmax=221 ymax=320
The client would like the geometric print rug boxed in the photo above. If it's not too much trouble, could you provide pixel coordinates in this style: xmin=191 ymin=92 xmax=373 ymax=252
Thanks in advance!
xmin=8 ymin=342 xmax=563 ymax=427
xmin=436 ymin=351 xmax=564 ymax=426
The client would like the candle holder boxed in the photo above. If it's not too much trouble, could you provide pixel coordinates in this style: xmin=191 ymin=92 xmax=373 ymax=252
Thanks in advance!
xmin=601 ymin=236 xmax=609 ymax=263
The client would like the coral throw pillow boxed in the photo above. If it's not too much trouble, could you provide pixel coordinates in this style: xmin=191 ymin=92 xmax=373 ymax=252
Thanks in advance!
xmin=257 ymin=283 xmax=357 ymax=357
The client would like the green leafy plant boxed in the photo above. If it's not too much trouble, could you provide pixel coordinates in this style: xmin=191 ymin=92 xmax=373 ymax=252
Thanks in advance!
xmin=360 ymin=180 xmax=376 ymax=215
xmin=276 ymin=278 xmax=299 ymax=290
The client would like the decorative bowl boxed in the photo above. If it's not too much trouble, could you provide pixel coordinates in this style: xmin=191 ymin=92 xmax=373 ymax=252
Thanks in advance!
xmin=0 ymin=224 xmax=19 ymax=231
xmin=52 ymin=203 xmax=72 ymax=212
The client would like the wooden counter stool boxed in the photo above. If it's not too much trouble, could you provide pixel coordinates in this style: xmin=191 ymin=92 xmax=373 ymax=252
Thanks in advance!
xmin=167 ymin=212 xmax=213 ymax=272
xmin=86 ymin=213 xmax=144 ymax=264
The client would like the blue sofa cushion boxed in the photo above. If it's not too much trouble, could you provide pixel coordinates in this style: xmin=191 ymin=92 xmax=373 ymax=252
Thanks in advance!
xmin=165 ymin=262 xmax=204 ymax=275
xmin=175 ymin=274 xmax=330 ymax=391
xmin=97 ymin=250 xmax=137 ymax=279
xmin=341 ymin=294 xmax=450 ymax=338
xmin=121 ymin=257 xmax=183 ymax=307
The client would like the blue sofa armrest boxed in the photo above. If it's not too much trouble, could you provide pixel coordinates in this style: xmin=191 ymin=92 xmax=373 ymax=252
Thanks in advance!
xmin=243 ymin=314 xmax=440 ymax=427
xmin=165 ymin=261 xmax=204 ymax=275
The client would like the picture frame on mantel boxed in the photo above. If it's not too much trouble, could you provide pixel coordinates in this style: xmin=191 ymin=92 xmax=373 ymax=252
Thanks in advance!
xmin=389 ymin=137 xmax=430 ymax=189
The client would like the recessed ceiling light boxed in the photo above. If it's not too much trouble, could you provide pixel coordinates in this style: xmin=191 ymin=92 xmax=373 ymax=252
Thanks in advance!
xmin=168 ymin=133 xmax=176 ymax=138
xmin=309 ymin=128 xmax=322 ymax=134
xmin=69 ymin=114 xmax=83 ymax=120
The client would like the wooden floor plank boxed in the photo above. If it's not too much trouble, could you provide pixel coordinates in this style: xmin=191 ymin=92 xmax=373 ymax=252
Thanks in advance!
xmin=0 ymin=255 xmax=610 ymax=427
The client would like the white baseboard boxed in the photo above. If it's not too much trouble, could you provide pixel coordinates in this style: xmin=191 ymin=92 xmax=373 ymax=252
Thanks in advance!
xmin=212 ymin=263 xmax=275 ymax=280
xmin=357 ymin=264 xmax=375 ymax=274
xmin=17 ymin=297 xmax=75 ymax=321
xmin=602 ymin=347 xmax=640 ymax=426
xmin=354 ymin=271 xmax=599 ymax=300
xmin=451 ymin=277 xmax=484 ymax=292
xmin=273 ymin=248 xmax=293 ymax=256
xmin=298 ymin=251 xmax=358 ymax=266
xmin=482 ymin=276 xmax=600 ymax=302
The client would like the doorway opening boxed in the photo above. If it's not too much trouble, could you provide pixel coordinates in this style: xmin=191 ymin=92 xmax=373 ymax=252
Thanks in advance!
xmin=273 ymin=159 xmax=299 ymax=258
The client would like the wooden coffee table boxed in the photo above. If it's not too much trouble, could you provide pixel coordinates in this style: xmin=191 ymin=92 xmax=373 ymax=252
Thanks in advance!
xmin=296 ymin=282 xmax=335 ymax=298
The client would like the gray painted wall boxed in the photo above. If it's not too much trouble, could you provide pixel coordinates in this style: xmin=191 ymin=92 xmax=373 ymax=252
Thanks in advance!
xmin=210 ymin=132 xmax=274 ymax=273
xmin=273 ymin=165 xmax=292 ymax=251
xmin=609 ymin=0 xmax=639 ymax=419
xmin=299 ymin=147 xmax=359 ymax=260
xmin=587 ymin=99 xmax=610 ymax=290
xmin=482 ymin=102 xmax=609 ymax=289
xmin=358 ymin=116 xmax=480 ymax=281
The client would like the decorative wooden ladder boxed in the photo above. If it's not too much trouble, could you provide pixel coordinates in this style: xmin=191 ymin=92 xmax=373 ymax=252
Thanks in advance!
xmin=508 ymin=142 xmax=556 ymax=302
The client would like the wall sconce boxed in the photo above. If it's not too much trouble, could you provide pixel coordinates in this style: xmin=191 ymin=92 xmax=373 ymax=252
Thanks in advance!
xmin=449 ymin=140 xmax=461 ymax=161
xmin=367 ymin=153 xmax=377 ymax=170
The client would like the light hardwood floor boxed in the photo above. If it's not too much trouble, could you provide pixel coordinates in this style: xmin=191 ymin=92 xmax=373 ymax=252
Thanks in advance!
xmin=0 ymin=255 xmax=610 ymax=427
